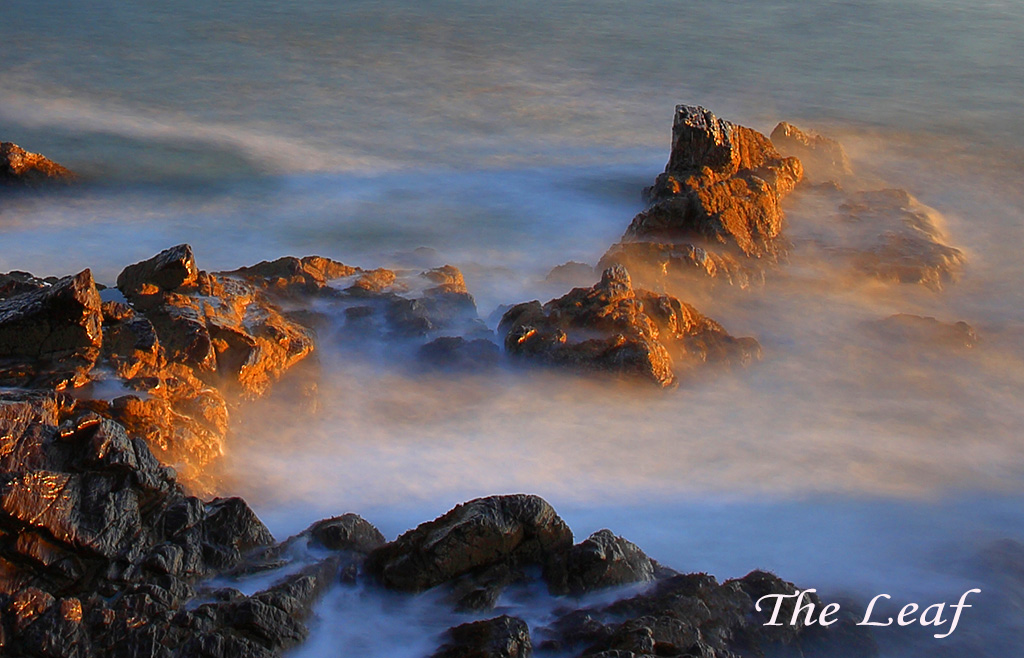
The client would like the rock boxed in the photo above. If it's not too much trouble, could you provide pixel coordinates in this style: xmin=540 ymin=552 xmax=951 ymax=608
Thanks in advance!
xmin=498 ymin=266 xmax=759 ymax=387
xmin=602 ymin=105 xmax=802 ymax=289
xmin=219 ymin=256 xmax=358 ymax=297
xmin=545 ymin=262 xmax=598 ymax=287
xmin=348 ymin=268 xmax=398 ymax=294
xmin=366 ymin=494 xmax=573 ymax=592
xmin=304 ymin=514 xmax=386 ymax=554
xmin=0 ymin=142 xmax=76 ymax=186
xmin=417 ymin=336 xmax=501 ymax=371
xmin=116 ymin=245 xmax=199 ymax=297
xmin=430 ymin=615 xmax=533 ymax=658
xmin=545 ymin=530 xmax=657 ymax=596
xmin=422 ymin=265 xmax=469 ymax=295
xmin=872 ymin=314 xmax=977 ymax=350
xmin=0 ymin=271 xmax=55 ymax=300
xmin=0 ymin=269 xmax=103 ymax=389
xmin=770 ymin=121 xmax=852 ymax=182
xmin=823 ymin=188 xmax=965 ymax=289
xmin=629 ymin=104 xmax=803 ymax=257
xmin=541 ymin=570 xmax=877 ymax=658
xmin=598 ymin=242 xmax=755 ymax=289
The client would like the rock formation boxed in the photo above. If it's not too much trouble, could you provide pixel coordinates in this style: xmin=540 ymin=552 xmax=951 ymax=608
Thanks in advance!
xmin=770 ymin=121 xmax=852 ymax=183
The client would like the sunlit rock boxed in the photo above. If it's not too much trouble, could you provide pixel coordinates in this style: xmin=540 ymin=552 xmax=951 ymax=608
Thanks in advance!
xmin=498 ymin=266 xmax=760 ymax=387
xmin=0 ymin=141 xmax=76 ymax=186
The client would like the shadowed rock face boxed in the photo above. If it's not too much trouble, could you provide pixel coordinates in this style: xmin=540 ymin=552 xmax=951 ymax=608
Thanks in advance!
xmin=430 ymin=615 xmax=533 ymax=658
xmin=498 ymin=266 xmax=760 ymax=387
xmin=0 ymin=270 xmax=103 ymax=389
xmin=545 ymin=529 xmax=658 ymax=597
xmin=367 ymin=494 xmax=574 ymax=592
xmin=0 ymin=142 xmax=76 ymax=186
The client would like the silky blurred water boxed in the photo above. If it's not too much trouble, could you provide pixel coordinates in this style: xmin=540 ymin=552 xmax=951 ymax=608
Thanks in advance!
xmin=2 ymin=2 xmax=1024 ymax=656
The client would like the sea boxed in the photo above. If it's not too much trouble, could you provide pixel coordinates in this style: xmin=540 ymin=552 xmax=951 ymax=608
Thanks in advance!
xmin=3 ymin=1 xmax=1024 ymax=656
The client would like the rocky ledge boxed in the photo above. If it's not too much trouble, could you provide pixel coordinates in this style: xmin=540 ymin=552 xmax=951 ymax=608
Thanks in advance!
xmin=0 ymin=142 xmax=77 ymax=187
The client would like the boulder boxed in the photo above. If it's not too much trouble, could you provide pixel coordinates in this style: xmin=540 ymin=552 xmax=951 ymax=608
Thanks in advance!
xmin=0 ymin=142 xmax=76 ymax=186
xmin=545 ymin=530 xmax=657 ymax=596
xmin=366 ymin=494 xmax=573 ymax=592
xmin=0 ymin=269 xmax=103 ymax=389
xmin=304 ymin=514 xmax=387 ymax=554
xmin=430 ymin=616 xmax=533 ymax=658
xmin=498 ymin=266 xmax=759 ymax=387
xmin=116 ymin=244 xmax=199 ymax=297
xmin=770 ymin=121 xmax=852 ymax=183
xmin=219 ymin=256 xmax=358 ymax=297
xmin=871 ymin=314 xmax=977 ymax=350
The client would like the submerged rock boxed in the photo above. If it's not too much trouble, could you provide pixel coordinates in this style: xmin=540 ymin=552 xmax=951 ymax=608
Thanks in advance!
xmin=0 ymin=141 xmax=76 ymax=186
xmin=430 ymin=615 xmax=533 ymax=658
xmin=872 ymin=314 xmax=977 ymax=350
xmin=770 ymin=121 xmax=852 ymax=183
xmin=367 ymin=494 xmax=574 ymax=592
xmin=498 ymin=266 xmax=759 ymax=387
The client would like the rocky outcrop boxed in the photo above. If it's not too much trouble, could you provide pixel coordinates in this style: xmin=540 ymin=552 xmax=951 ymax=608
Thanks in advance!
xmin=770 ymin=121 xmax=852 ymax=183
xmin=601 ymin=105 xmax=802 ymax=289
xmin=499 ymin=266 xmax=760 ymax=387
xmin=0 ymin=142 xmax=76 ymax=186
xmin=626 ymin=105 xmax=802 ymax=257
xmin=430 ymin=616 xmax=533 ymax=658
xmin=367 ymin=494 xmax=574 ymax=592
xmin=545 ymin=529 xmax=659 ymax=597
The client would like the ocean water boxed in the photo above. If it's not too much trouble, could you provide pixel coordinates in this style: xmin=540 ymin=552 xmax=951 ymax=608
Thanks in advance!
xmin=3 ymin=1 xmax=1024 ymax=656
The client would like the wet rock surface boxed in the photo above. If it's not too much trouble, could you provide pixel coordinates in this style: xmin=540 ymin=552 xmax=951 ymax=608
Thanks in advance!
xmin=430 ymin=615 xmax=533 ymax=658
xmin=0 ymin=142 xmax=76 ymax=186
xmin=499 ymin=266 xmax=760 ymax=387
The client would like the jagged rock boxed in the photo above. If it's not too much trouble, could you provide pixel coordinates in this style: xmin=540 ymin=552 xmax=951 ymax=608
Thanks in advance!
xmin=347 ymin=268 xmax=398 ymax=294
xmin=0 ymin=269 xmax=103 ymax=389
xmin=366 ymin=494 xmax=573 ymax=592
xmin=303 ymin=514 xmax=386 ymax=554
xmin=498 ymin=266 xmax=759 ymax=387
xmin=0 ymin=142 xmax=76 ymax=186
xmin=0 ymin=271 xmax=57 ymax=300
xmin=545 ymin=530 xmax=657 ymax=597
xmin=430 ymin=615 xmax=532 ymax=658
xmin=540 ymin=570 xmax=877 ymax=658
xmin=770 ymin=121 xmax=852 ymax=182
xmin=629 ymin=105 xmax=802 ymax=257
xmin=0 ymin=391 xmax=327 ymax=658
xmin=872 ymin=314 xmax=977 ymax=350
xmin=602 ymin=106 xmax=802 ymax=289
xmin=418 ymin=336 xmax=501 ymax=371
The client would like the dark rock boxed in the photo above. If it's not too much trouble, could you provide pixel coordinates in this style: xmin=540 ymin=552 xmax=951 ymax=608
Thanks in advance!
xmin=304 ymin=514 xmax=386 ymax=554
xmin=545 ymin=530 xmax=657 ymax=596
xmin=771 ymin=121 xmax=852 ymax=182
xmin=418 ymin=336 xmax=501 ymax=371
xmin=0 ymin=142 xmax=76 ymax=186
xmin=430 ymin=615 xmax=532 ymax=658
xmin=545 ymin=262 xmax=597 ymax=287
xmin=0 ymin=269 xmax=103 ymax=389
xmin=367 ymin=494 xmax=573 ymax=592
xmin=499 ymin=266 xmax=759 ymax=387
xmin=542 ymin=570 xmax=877 ymax=658
xmin=0 ymin=271 xmax=53 ymax=300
